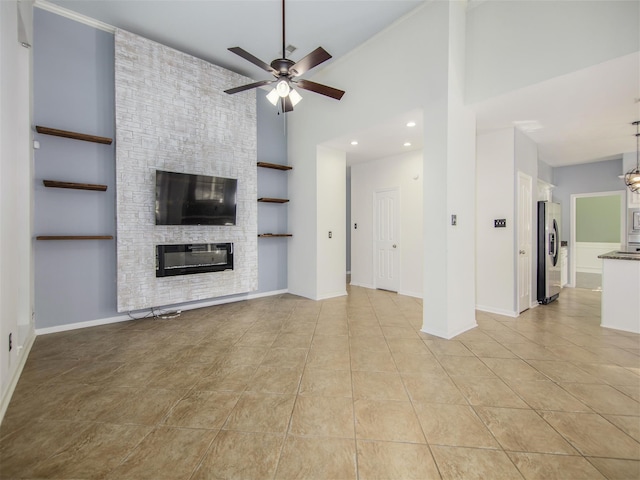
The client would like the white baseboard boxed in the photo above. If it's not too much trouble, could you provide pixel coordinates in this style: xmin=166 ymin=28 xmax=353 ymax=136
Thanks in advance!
xmin=421 ymin=321 xmax=478 ymax=340
xmin=576 ymin=267 xmax=602 ymax=274
xmin=35 ymin=289 xmax=290 ymax=336
xmin=350 ymin=281 xmax=375 ymax=289
xmin=398 ymin=290 xmax=423 ymax=299
xmin=475 ymin=304 xmax=518 ymax=318
xmin=316 ymin=290 xmax=348 ymax=301
xmin=0 ymin=330 xmax=36 ymax=423
xmin=601 ymin=323 xmax=640 ymax=335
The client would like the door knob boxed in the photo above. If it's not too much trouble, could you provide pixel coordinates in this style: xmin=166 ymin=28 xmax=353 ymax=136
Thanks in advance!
xmin=519 ymin=250 xmax=525 ymax=254
xmin=393 ymin=244 xmax=397 ymax=248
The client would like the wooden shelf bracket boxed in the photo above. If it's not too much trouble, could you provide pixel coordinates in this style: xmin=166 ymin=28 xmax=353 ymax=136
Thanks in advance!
xmin=43 ymin=180 xmax=108 ymax=191
xmin=36 ymin=125 xmax=113 ymax=145
xmin=257 ymin=162 xmax=292 ymax=171
xmin=36 ymin=235 xmax=114 ymax=241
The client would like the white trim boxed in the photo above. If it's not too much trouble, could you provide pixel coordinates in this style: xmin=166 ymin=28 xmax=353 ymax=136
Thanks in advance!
xmin=421 ymin=321 xmax=478 ymax=340
xmin=570 ymin=190 xmax=626 ymax=288
xmin=0 ymin=331 xmax=36 ymax=423
xmin=575 ymin=241 xmax=620 ymax=274
xmin=517 ymin=171 xmax=534 ymax=314
xmin=373 ymin=187 xmax=401 ymax=292
xmin=601 ymin=323 xmax=640 ymax=335
xmin=36 ymin=314 xmax=133 ymax=335
xmin=350 ymin=281 xmax=375 ymax=289
xmin=475 ymin=304 xmax=519 ymax=318
xmin=398 ymin=289 xmax=422 ymax=299
xmin=316 ymin=290 xmax=348 ymax=301
xmin=34 ymin=0 xmax=115 ymax=32
xmin=35 ymin=289 xmax=289 ymax=335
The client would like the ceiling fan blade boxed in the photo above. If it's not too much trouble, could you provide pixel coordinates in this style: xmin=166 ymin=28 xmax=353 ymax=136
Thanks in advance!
xmin=224 ymin=79 xmax=274 ymax=95
xmin=295 ymin=79 xmax=345 ymax=101
xmin=289 ymin=47 xmax=332 ymax=77
xmin=282 ymin=96 xmax=294 ymax=113
xmin=228 ymin=47 xmax=277 ymax=75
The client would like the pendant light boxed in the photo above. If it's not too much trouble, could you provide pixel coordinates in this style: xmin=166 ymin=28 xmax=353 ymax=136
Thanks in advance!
xmin=625 ymin=121 xmax=640 ymax=193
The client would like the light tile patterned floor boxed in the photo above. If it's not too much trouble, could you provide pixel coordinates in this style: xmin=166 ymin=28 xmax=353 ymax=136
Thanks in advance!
xmin=1 ymin=286 xmax=639 ymax=479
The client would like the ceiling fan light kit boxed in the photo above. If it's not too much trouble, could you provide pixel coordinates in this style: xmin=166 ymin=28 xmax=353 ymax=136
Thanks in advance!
xmin=625 ymin=121 xmax=640 ymax=193
xmin=224 ymin=0 xmax=345 ymax=113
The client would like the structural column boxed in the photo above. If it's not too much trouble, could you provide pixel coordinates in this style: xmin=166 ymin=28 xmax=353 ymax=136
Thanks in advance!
xmin=421 ymin=1 xmax=477 ymax=339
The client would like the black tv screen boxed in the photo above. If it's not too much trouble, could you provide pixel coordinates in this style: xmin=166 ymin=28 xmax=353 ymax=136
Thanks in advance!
xmin=155 ymin=170 xmax=237 ymax=226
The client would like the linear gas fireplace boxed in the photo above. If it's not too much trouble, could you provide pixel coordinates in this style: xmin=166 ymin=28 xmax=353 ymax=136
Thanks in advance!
xmin=156 ymin=243 xmax=233 ymax=277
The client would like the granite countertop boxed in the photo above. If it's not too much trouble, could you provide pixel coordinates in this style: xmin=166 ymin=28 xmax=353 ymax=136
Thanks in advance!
xmin=598 ymin=250 xmax=640 ymax=261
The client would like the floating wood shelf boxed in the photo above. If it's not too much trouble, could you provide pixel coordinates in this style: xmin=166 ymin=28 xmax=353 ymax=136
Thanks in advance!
xmin=257 ymin=162 xmax=292 ymax=171
xmin=258 ymin=234 xmax=293 ymax=238
xmin=43 ymin=180 xmax=108 ymax=191
xmin=258 ymin=197 xmax=289 ymax=203
xmin=36 ymin=126 xmax=113 ymax=145
xmin=36 ymin=235 xmax=114 ymax=241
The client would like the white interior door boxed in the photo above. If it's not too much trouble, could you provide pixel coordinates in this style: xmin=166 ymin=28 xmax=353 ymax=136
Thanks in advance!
xmin=374 ymin=188 xmax=399 ymax=292
xmin=517 ymin=172 xmax=532 ymax=313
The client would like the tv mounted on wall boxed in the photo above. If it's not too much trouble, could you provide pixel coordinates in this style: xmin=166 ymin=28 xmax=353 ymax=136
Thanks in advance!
xmin=155 ymin=170 xmax=237 ymax=226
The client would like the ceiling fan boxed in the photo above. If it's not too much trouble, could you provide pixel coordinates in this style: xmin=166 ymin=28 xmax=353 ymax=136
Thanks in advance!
xmin=224 ymin=0 xmax=345 ymax=113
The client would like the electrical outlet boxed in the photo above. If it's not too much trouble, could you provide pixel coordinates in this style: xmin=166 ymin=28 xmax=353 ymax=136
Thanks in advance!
xmin=328 ymin=231 xmax=332 ymax=239
xmin=8 ymin=333 xmax=12 ymax=352
xmin=494 ymin=219 xmax=507 ymax=228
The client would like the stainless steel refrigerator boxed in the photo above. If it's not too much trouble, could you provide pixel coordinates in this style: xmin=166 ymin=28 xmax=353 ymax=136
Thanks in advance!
xmin=537 ymin=201 xmax=561 ymax=304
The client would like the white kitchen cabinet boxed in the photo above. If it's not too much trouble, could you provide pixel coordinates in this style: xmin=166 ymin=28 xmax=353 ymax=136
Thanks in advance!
xmin=560 ymin=246 xmax=568 ymax=287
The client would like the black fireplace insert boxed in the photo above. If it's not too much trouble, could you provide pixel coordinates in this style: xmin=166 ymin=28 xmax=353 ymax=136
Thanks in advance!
xmin=156 ymin=243 xmax=233 ymax=277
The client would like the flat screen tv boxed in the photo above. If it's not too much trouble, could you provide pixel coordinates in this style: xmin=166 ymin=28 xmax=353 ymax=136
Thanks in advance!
xmin=155 ymin=170 xmax=237 ymax=226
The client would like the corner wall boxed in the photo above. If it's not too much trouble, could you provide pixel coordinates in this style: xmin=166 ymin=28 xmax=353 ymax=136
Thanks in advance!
xmin=350 ymin=151 xmax=423 ymax=297
xmin=317 ymin=146 xmax=347 ymax=299
xmin=33 ymin=9 xmax=116 ymax=329
xmin=32 ymin=9 xmax=288 ymax=331
xmin=552 ymin=159 xmax=625 ymax=278
xmin=476 ymin=128 xmax=516 ymax=315
xmin=1 ymin=0 xmax=35 ymax=421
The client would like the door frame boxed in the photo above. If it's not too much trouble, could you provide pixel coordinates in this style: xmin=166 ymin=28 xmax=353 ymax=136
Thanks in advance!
xmin=372 ymin=187 xmax=400 ymax=292
xmin=569 ymin=190 xmax=626 ymax=287
xmin=517 ymin=171 xmax=533 ymax=313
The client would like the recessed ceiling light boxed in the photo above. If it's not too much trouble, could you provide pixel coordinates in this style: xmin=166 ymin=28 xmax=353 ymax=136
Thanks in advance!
xmin=403 ymin=142 xmax=411 ymax=147
xmin=350 ymin=140 xmax=358 ymax=146
xmin=406 ymin=121 xmax=416 ymax=127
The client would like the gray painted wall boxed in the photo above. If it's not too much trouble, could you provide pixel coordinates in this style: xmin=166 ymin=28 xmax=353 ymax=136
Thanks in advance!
xmin=33 ymin=9 xmax=287 ymax=329
xmin=256 ymin=95 xmax=288 ymax=292
xmin=538 ymin=159 xmax=553 ymax=185
xmin=553 ymin=159 xmax=624 ymax=244
xmin=34 ymin=9 xmax=117 ymax=329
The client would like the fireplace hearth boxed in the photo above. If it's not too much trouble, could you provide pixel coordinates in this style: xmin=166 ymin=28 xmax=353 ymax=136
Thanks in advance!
xmin=156 ymin=243 xmax=233 ymax=277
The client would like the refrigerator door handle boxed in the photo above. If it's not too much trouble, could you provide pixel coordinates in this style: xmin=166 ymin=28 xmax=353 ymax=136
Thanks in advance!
xmin=551 ymin=219 xmax=559 ymax=266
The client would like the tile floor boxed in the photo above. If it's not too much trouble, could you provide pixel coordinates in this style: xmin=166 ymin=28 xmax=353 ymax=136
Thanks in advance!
xmin=1 ymin=286 xmax=639 ymax=479
xmin=575 ymin=272 xmax=602 ymax=291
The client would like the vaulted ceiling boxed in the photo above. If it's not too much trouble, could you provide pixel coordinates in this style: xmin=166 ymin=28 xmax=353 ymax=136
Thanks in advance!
xmin=44 ymin=0 xmax=640 ymax=168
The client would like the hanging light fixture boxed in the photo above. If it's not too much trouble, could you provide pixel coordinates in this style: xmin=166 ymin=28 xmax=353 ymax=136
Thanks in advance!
xmin=625 ymin=121 xmax=640 ymax=193
xmin=266 ymin=84 xmax=302 ymax=108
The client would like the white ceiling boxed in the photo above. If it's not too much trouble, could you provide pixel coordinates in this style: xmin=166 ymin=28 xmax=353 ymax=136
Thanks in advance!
xmin=471 ymin=52 xmax=640 ymax=168
xmin=44 ymin=0 xmax=640 ymax=168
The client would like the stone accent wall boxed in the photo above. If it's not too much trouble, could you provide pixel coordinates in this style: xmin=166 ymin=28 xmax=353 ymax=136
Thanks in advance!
xmin=115 ymin=30 xmax=257 ymax=312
